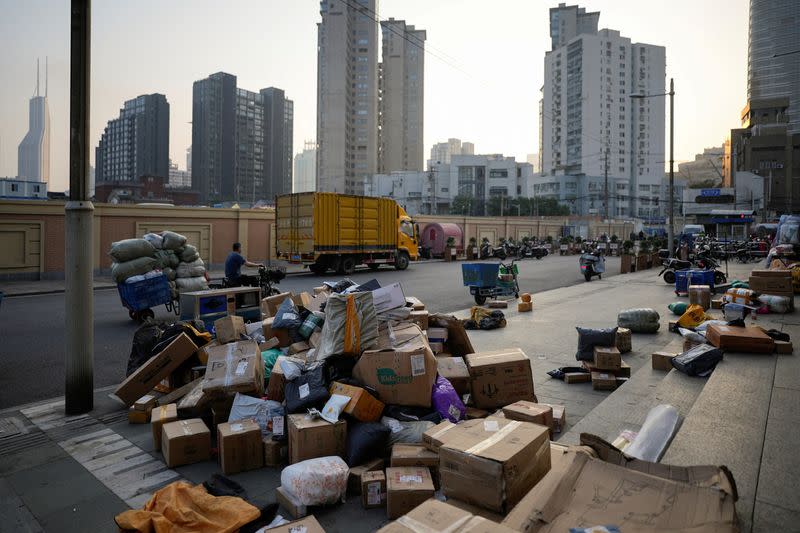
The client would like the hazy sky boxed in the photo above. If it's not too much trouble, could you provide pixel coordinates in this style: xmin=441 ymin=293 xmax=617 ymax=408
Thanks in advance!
xmin=0 ymin=0 xmax=749 ymax=192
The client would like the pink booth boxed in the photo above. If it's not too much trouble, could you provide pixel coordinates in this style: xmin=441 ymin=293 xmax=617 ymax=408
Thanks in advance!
xmin=420 ymin=223 xmax=463 ymax=258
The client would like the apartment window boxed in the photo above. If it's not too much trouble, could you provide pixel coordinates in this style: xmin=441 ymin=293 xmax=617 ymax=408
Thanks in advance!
xmin=619 ymin=166 xmax=625 ymax=172
xmin=11 ymin=183 xmax=19 ymax=192
xmin=489 ymin=169 xmax=508 ymax=178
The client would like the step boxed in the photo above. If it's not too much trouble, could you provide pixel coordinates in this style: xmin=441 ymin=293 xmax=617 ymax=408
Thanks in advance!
xmin=560 ymin=362 xmax=706 ymax=446
xmin=662 ymin=352 xmax=777 ymax=533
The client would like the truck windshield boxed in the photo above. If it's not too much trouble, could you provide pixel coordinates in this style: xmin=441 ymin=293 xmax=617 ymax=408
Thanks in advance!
xmin=400 ymin=220 xmax=414 ymax=238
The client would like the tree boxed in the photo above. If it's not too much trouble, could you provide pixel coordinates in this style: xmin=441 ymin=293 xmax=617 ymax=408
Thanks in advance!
xmin=450 ymin=195 xmax=474 ymax=216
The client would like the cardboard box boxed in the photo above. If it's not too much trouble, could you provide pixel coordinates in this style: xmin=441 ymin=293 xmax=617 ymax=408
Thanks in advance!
xmin=487 ymin=300 xmax=508 ymax=309
xmin=616 ymin=327 xmax=632 ymax=353
xmin=202 ymin=341 xmax=264 ymax=395
xmin=217 ymin=419 xmax=263 ymax=474
xmin=313 ymin=286 xmax=327 ymax=295
xmin=593 ymin=346 xmax=621 ymax=370
xmin=711 ymin=297 xmax=723 ymax=309
xmin=582 ymin=360 xmax=630 ymax=378
xmin=540 ymin=403 xmax=565 ymax=433
xmin=128 ymin=406 xmax=150 ymax=424
xmin=428 ymin=314 xmax=475 ymax=358
xmin=260 ymin=292 xmax=292 ymax=318
xmin=517 ymin=301 xmax=533 ymax=312
xmin=288 ymin=341 xmax=309 ymax=355
xmin=133 ymin=394 xmax=157 ymax=412
xmin=775 ymin=340 xmax=794 ymax=354
xmin=439 ymin=419 xmax=551 ymax=513
xmin=329 ymin=382 xmax=385 ymax=422
xmin=409 ymin=310 xmax=429 ymax=330
xmin=262 ymin=317 xmax=291 ymax=347
xmin=151 ymin=403 xmax=178 ymax=449
xmin=386 ymin=466 xmax=435 ymax=519
xmin=176 ymin=380 xmax=210 ymax=416
xmin=502 ymin=401 xmax=554 ymax=436
xmin=263 ymin=435 xmax=288 ymax=467
xmin=267 ymin=356 xmax=289 ymax=402
xmin=213 ymin=315 xmax=245 ymax=343
xmin=115 ymin=333 xmax=198 ymax=406
xmin=362 ymin=470 xmax=386 ymax=509
xmin=348 ymin=458 xmax=385 ymax=495
xmin=156 ymin=377 xmax=202 ymax=406
xmin=591 ymin=371 xmax=617 ymax=391
xmin=706 ymin=324 xmax=775 ymax=353
xmin=502 ymin=452 xmax=737 ymax=533
xmin=377 ymin=499 xmax=515 ymax=533
xmin=465 ymin=348 xmax=535 ymax=409
xmin=308 ymin=328 xmax=322 ymax=349
xmin=390 ymin=443 xmax=438 ymax=468
xmin=688 ymin=284 xmax=712 ymax=310
xmin=564 ymin=371 xmax=591 ymax=384
xmin=258 ymin=337 xmax=280 ymax=352
xmin=353 ymin=323 xmax=437 ymax=408
xmin=275 ymin=485 xmax=307 ymax=519
xmin=750 ymin=270 xmax=793 ymax=293
xmin=268 ymin=516 xmax=324 ymax=533
xmin=372 ymin=282 xmax=406 ymax=313
xmin=436 ymin=357 xmax=470 ymax=395
xmin=465 ymin=407 xmax=490 ymax=419
xmin=405 ymin=296 xmax=425 ymax=311
xmin=161 ymin=418 xmax=211 ymax=467
xmin=287 ymin=413 xmax=346 ymax=464
xmin=652 ymin=350 xmax=677 ymax=371
xmin=427 ymin=327 xmax=449 ymax=344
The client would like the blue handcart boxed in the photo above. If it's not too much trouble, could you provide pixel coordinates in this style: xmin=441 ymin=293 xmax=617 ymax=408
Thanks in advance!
xmin=461 ymin=261 xmax=520 ymax=305
xmin=118 ymin=272 xmax=179 ymax=322
xmin=674 ymin=269 xmax=716 ymax=297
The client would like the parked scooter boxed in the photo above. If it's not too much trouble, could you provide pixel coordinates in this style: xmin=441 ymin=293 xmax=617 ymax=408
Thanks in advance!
xmin=695 ymin=248 xmax=728 ymax=285
xmin=579 ymin=249 xmax=605 ymax=282
xmin=480 ymin=238 xmax=507 ymax=260
xmin=658 ymin=257 xmax=693 ymax=284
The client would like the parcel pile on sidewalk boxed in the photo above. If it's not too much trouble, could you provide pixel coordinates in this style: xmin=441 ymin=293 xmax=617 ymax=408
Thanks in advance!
xmin=113 ymin=277 xmax=741 ymax=532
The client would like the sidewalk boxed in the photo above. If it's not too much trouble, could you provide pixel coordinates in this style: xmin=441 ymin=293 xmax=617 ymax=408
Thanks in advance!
xmin=1 ymin=261 xmax=795 ymax=532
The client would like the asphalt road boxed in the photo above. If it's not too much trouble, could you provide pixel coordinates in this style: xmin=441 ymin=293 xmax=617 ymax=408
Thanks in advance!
xmin=0 ymin=254 xmax=620 ymax=408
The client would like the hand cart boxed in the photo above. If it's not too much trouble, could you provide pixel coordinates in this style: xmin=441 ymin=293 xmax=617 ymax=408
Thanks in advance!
xmin=118 ymin=272 xmax=179 ymax=322
xmin=461 ymin=260 xmax=520 ymax=305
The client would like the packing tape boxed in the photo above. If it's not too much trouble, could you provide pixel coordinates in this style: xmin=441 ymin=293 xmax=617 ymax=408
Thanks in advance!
xmin=158 ymin=406 xmax=167 ymax=420
xmin=396 ymin=514 xmax=472 ymax=533
xmin=343 ymin=294 xmax=361 ymax=355
xmin=223 ymin=342 xmax=238 ymax=388
xmin=429 ymin=423 xmax=455 ymax=441
xmin=465 ymin=421 xmax=522 ymax=455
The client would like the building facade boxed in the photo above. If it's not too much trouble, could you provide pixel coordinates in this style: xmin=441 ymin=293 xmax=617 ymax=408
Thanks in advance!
xmin=549 ymin=2 xmax=599 ymax=51
xmin=316 ymin=0 xmax=380 ymax=194
xmin=168 ymin=160 xmax=191 ymax=189
xmin=17 ymin=95 xmax=50 ymax=184
xmin=678 ymin=146 xmax=725 ymax=188
xmin=428 ymin=138 xmax=475 ymax=166
xmin=0 ymin=178 xmax=48 ymax=200
xmin=95 ymin=94 xmax=170 ymax=185
xmin=191 ymin=73 xmax=293 ymax=204
xmin=294 ymin=141 xmax=317 ymax=193
xmin=379 ymin=18 xmax=426 ymax=173
xmin=748 ymin=0 xmax=800 ymax=135
xmin=540 ymin=6 xmax=666 ymax=220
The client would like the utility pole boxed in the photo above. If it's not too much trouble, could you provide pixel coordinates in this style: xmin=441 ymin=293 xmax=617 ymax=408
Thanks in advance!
xmin=65 ymin=0 xmax=93 ymax=414
xmin=668 ymin=78 xmax=675 ymax=257
xmin=603 ymin=146 xmax=609 ymax=220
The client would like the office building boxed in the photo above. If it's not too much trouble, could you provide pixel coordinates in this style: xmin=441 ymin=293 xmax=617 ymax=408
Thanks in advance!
xmin=540 ymin=5 xmax=666 ymax=219
xmin=678 ymin=147 xmax=724 ymax=187
xmin=95 ymin=93 xmax=170 ymax=185
xmin=17 ymin=60 xmax=50 ymax=183
xmin=191 ymin=72 xmax=293 ymax=204
xmin=168 ymin=160 xmax=191 ymax=189
xmin=379 ymin=18 xmax=426 ymax=173
xmin=316 ymin=0 xmax=379 ymax=194
xmin=294 ymin=141 xmax=317 ymax=193
xmin=428 ymin=138 xmax=475 ymax=166
xmin=186 ymin=146 xmax=192 ymax=175
xmin=748 ymin=0 xmax=800 ymax=135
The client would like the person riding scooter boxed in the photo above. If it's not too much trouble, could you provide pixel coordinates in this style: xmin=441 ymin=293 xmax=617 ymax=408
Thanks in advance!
xmin=579 ymin=247 xmax=605 ymax=282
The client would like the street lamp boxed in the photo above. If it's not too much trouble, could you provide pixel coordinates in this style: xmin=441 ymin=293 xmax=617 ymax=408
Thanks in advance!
xmin=631 ymin=77 xmax=675 ymax=257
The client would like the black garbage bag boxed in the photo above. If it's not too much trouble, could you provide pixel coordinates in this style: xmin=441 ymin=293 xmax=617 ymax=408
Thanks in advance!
xmin=383 ymin=404 xmax=442 ymax=424
xmin=575 ymin=326 xmax=618 ymax=362
xmin=547 ymin=366 xmax=590 ymax=381
xmin=324 ymin=355 xmax=359 ymax=383
xmin=345 ymin=422 xmax=391 ymax=467
xmin=671 ymin=344 xmax=724 ymax=376
xmin=284 ymin=365 xmax=330 ymax=414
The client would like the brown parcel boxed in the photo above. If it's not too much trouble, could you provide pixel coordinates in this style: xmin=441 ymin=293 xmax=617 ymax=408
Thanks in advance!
xmin=377 ymin=499 xmax=516 ymax=533
xmin=502 ymin=401 xmax=554 ymax=437
xmin=429 ymin=313 xmax=475 ymax=357
xmin=390 ymin=443 xmax=440 ymax=488
xmin=385 ymin=466 xmax=435 ymax=519
xmin=439 ymin=419 xmax=551 ymax=513
xmin=202 ymin=341 xmax=265 ymax=396
xmin=652 ymin=350 xmax=677 ymax=371
xmin=591 ymin=371 xmax=617 ymax=391
xmin=177 ymin=380 xmax=210 ymax=416
xmin=217 ymin=419 xmax=263 ymax=475
xmin=260 ymin=292 xmax=292 ymax=318
xmin=409 ymin=310 xmax=429 ymax=330
xmin=361 ymin=470 xmax=386 ymax=509
xmin=262 ymin=317 xmax=291 ymax=347
xmin=348 ymin=458 xmax=384 ymax=495
xmin=287 ymin=413 xmax=346 ymax=464
xmin=749 ymin=269 xmax=793 ymax=293
xmin=564 ymin=372 xmax=591 ymax=384
xmin=267 ymin=516 xmax=325 ymax=533
xmin=128 ymin=407 xmax=149 ymax=424
xmin=161 ymin=418 xmax=211 ymax=468
xmin=465 ymin=348 xmax=535 ymax=409
xmin=133 ymin=394 xmax=157 ymax=412
xmin=688 ymin=284 xmax=712 ymax=310
xmin=775 ymin=340 xmax=794 ymax=354
xmin=539 ymin=403 xmax=566 ymax=433
xmin=213 ymin=315 xmax=245 ymax=344
xmin=502 ymin=451 xmax=737 ymax=533
xmin=423 ymin=419 xmax=456 ymax=452
xmin=705 ymin=323 xmax=775 ymax=353
xmin=263 ymin=436 xmax=288 ymax=467
xmin=329 ymin=381 xmax=385 ymax=422
xmin=436 ymin=357 xmax=471 ymax=395
xmin=593 ymin=346 xmax=621 ymax=370
xmin=115 ymin=333 xmax=198 ymax=405
xmin=275 ymin=485 xmax=307 ymax=519
xmin=353 ymin=323 xmax=437 ymax=408
xmin=151 ymin=403 xmax=178 ymax=449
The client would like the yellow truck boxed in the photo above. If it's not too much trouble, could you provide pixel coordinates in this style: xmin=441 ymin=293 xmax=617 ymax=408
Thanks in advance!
xmin=275 ymin=192 xmax=419 ymax=275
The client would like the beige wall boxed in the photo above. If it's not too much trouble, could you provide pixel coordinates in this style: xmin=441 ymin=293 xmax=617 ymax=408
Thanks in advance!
xmin=0 ymin=199 xmax=635 ymax=279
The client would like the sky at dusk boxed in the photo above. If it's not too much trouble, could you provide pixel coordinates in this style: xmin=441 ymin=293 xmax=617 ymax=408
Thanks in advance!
xmin=0 ymin=0 xmax=749 ymax=191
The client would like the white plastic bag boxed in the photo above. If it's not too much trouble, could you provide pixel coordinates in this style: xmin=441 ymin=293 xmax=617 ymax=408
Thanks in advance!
xmin=625 ymin=404 xmax=680 ymax=462
xmin=280 ymin=456 xmax=349 ymax=506
xmin=320 ymin=394 xmax=351 ymax=424
xmin=759 ymin=294 xmax=792 ymax=313
xmin=678 ymin=327 xmax=706 ymax=344
xmin=175 ymin=276 xmax=208 ymax=291
xmin=228 ymin=393 xmax=284 ymax=437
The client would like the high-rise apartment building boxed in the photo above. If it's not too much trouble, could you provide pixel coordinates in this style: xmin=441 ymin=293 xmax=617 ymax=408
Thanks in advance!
xmin=549 ymin=2 xmax=599 ymax=51
xmin=748 ymin=0 xmax=800 ymax=135
xmin=17 ymin=61 xmax=50 ymax=183
xmin=539 ymin=5 xmax=665 ymax=219
xmin=192 ymin=73 xmax=293 ymax=204
xmin=428 ymin=138 xmax=475 ymax=166
xmin=379 ymin=18 xmax=426 ymax=173
xmin=316 ymin=0 xmax=380 ymax=194
xmin=95 ymin=93 xmax=169 ymax=184
xmin=294 ymin=141 xmax=317 ymax=193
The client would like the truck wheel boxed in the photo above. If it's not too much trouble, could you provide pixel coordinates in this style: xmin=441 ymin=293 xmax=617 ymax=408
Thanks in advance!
xmin=340 ymin=256 xmax=356 ymax=275
xmin=310 ymin=263 xmax=327 ymax=275
xmin=395 ymin=252 xmax=410 ymax=271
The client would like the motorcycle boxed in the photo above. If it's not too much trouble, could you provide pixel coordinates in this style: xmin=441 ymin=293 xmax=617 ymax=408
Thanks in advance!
xmin=480 ymin=239 xmax=507 ymax=260
xmin=658 ymin=257 xmax=693 ymax=284
xmin=579 ymin=249 xmax=605 ymax=282
xmin=216 ymin=265 xmax=285 ymax=297
xmin=520 ymin=241 xmax=548 ymax=259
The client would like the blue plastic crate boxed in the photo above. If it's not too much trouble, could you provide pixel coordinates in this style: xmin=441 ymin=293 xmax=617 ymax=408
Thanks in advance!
xmin=118 ymin=273 xmax=172 ymax=311
xmin=675 ymin=269 xmax=715 ymax=295
xmin=462 ymin=263 xmax=500 ymax=287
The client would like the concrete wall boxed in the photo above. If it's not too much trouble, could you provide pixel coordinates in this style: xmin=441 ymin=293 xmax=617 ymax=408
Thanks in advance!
xmin=0 ymin=199 xmax=635 ymax=279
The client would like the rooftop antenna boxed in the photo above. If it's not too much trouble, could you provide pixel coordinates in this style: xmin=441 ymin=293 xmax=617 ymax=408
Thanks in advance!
xmin=36 ymin=58 xmax=40 ymax=97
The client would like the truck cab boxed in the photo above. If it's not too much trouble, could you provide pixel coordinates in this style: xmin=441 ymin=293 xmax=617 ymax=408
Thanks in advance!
xmin=398 ymin=207 xmax=419 ymax=262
